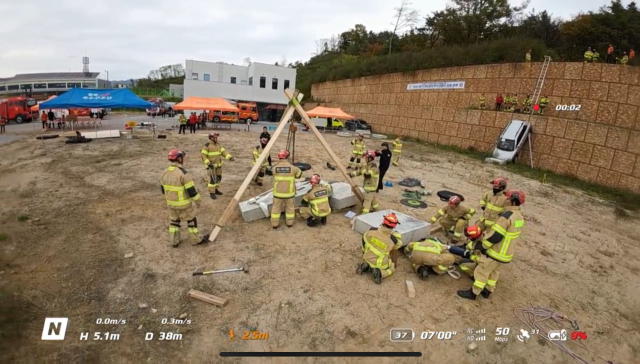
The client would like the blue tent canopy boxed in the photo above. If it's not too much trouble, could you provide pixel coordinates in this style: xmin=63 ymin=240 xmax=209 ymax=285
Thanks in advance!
xmin=39 ymin=88 xmax=154 ymax=109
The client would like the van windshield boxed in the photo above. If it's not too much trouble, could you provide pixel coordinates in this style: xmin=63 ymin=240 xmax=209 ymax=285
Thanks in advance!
xmin=497 ymin=139 xmax=516 ymax=152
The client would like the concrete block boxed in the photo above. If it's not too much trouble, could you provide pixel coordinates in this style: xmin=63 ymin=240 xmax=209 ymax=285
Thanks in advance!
xmin=239 ymin=181 xmax=330 ymax=222
xmin=328 ymin=182 xmax=363 ymax=211
xmin=353 ymin=209 xmax=430 ymax=246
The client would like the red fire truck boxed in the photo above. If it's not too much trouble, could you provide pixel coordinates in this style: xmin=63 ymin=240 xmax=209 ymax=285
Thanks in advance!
xmin=0 ymin=96 xmax=36 ymax=123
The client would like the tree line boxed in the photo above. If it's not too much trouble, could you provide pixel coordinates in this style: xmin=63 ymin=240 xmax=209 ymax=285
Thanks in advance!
xmin=295 ymin=0 xmax=640 ymax=98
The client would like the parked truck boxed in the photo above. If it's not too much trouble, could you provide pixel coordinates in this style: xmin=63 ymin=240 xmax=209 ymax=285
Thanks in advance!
xmin=0 ymin=96 xmax=36 ymax=123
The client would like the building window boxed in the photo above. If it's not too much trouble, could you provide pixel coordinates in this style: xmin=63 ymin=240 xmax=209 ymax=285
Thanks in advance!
xmin=68 ymin=83 xmax=81 ymax=88
xmin=249 ymin=77 xmax=253 ymax=86
xmin=230 ymin=77 xmax=236 ymax=84
xmin=284 ymin=80 xmax=290 ymax=90
xmin=7 ymin=85 xmax=19 ymax=90
xmin=34 ymin=83 xmax=47 ymax=89
xmin=0 ymin=86 xmax=5 ymax=91
xmin=259 ymin=76 xmax=266 ymax=88
xmin=192 ymin=73 xmax=198 ymax=80
xmin=82 ymin=83 xmax=94 ymax=88
xmin=203 ymin=74 xmax=210 ymax=81
xmin=47 ymin=83 xmax=66 ymax=88
xmin=272 ymin=78 xmax=278 ymax=90
xmin=20 ymin=84 xmax=32 ymax=90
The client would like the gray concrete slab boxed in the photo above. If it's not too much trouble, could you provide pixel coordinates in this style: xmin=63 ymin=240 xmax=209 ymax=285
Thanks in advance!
xmin=353 ymin=209 xmax=430 ymax=246
xmin=329 ymin=182 xmax=363 ymax=211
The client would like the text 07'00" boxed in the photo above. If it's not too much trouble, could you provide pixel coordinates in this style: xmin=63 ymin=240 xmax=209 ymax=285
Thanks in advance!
xmin=421 ymin=331 xmax=457 ymax=340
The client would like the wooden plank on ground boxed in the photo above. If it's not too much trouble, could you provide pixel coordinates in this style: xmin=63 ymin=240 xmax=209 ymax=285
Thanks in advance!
xmin=187 ymin=289 xmax=228 ymax=307
xmin=406 ymin=280 xmax=416 ymax=298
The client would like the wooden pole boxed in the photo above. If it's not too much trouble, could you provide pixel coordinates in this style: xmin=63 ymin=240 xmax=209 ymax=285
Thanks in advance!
xmin=284 ymin=89 xmax=364 ymax=203
xmin=207 ymin=91 xmax=303 ymax=243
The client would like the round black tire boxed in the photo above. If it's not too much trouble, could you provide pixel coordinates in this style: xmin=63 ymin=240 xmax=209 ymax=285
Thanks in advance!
xmin=293 ymin=162 xmax=312 ymax=171
xmin=213 ymin=117 xmax=220 ymax=122
xmin=15 ymin=115 xmax=24 ymax=123
xmin=436 ymin=190 xmax=465 ymax=202
xmin=36 ymin=134 xmax=59 ymax=140
xmin=246 ymin=118 xmax=253 ymax=124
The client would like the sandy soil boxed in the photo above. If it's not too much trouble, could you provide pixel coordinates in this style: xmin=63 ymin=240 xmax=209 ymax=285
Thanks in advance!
xmin=0 ymin=126 xmax=638 ymax=364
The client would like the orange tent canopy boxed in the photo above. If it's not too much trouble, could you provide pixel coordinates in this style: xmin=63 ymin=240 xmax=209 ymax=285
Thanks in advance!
xmin=173 ymin=97 xmax=239 ymax=112
xmin=306 ymin=106 xmax=354 ymax=119
xmin=31 ymin=96 xmax=57 ymax=111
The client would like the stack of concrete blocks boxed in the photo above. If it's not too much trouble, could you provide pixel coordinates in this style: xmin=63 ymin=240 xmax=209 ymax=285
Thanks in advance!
xmin=238 ymin=181 xmax=363 ymax=222
xmin=353 ymin=209 xmax=431 ymax=246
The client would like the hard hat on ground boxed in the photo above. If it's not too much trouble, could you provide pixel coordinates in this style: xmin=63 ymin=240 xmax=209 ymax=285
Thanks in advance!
xmin=505 ymin=190 xmax=525 ymax=205
xmin=168 ymin=149 xmax=185 ymax=162
xmin=309 ymin=174 xmax=320 ymax=185
xmin=382 ymin=213 xmax=400 ymax=229
xmin=448 ymin=195 xmax=461 ymax=206
xmin=464 ymin=226 xmax=482 ymax=240
xmin=277 ymin=150 xmax=290 ymax=159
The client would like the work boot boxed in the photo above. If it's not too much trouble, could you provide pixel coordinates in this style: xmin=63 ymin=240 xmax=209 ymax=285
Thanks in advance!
xmin=306 ymin=217 xmax=319 ymax=227
xmin=356 ymin=262 xmax=370 ymax=274
xmin=417 ymin=266 xmax=429 ymax=280
xmin=272 ymin=226 xmax=279 ymax=230
xmin=321 ymin=217 xmax=327 ymax=225
xmin=372 ymin=268 xmax=382 ymax=284
xmin=286 ymin=224 xmax=293 ymax=228
xmin=215 ymin=189 xmax=223 ymax=195
xmin=457 ymin=289 xmax=477 ymax=300
xmin=210 ymin=193 xmax=216 ymax=200
xmin=480 ymin=289 xmax=492 ymax=299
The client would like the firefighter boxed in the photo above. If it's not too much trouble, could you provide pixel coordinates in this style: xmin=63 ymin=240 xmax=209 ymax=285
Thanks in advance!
xmin=160 ymin=149 xmax=204 ymax=247
xmin=449 ymin=225 xmax=484 ymax=278
xmin=478 ymin=93 xmax=486 ymax=110
xmin=525 ymin=49 xmax=532 ymax=62
xmin=252 ymin=139 xmax=269 ymax=186
xmin=356 ymin=213 xmax=403 ymax=284
xmin=504 ymin=94 xmax=511 ymax=112
xmin=584 ymin=47 xmax=594 ymax=62
xmin=178 ymin=113 xmax=187 ymax=134
xmin=404 ymin=236 xmax=457 ymax=280
xmin=538 ymin=96 xmax=548 ymax=114
xmin=477 ymin=178 xmax=507 ymax=232
xmin=391 ymin=137 xmax=402 ymax=166
xmin=270 ymin=150 xmax=302 ymax=229
xmin=201 ymin=133 xmax=235 ymax=199
xmin=347 ymin=133 xmax=365 ymax=169
xmin=523 ymin=95 xmax=532 ymax=113
xmin=299 ymin=174 xmax=332 ymax=227
xmin=350 ymin=150 xmax=380 ymax=214
xmin=429 ymin=196 xmax=475 ymax=244
xmin=457 ymin=190 xmax=525 ymax=300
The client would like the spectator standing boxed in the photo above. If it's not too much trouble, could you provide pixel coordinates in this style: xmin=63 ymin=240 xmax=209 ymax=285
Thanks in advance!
xmin=629 ymin=47 xmax=635 ymax=65
xmin=40 ymin=111 xmax=48 ymax=131
xmin=188 ymin=112 xmax=197 ymax=134
xmin=606 ymin=44 xmax=614 ymax=64
xmin=47 ymin=110 xmax=55 ymax=129
xmin=375 ymin=143 xmax=392 ymax=192
xmin=0 ymin=117 xmax=6 ymax=134
xmin=495 ymin=94 xmax=503 ymax=111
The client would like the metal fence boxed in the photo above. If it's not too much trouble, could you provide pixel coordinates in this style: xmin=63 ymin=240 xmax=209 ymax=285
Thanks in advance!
xmin=129 ymin=87 xmax=170 ymax=97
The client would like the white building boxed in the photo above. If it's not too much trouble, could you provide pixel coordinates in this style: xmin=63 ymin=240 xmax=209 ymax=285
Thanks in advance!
xmin=183 ymin=60 xmax=296 ymax=105
xmin=0 ymin=72 xmax=108 ymax=97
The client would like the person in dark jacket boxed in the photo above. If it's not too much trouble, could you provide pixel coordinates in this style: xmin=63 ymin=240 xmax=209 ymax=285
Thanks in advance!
xmin=375 ymin=142 xmax=392 ymax=192
xmin=259 ymin=126 xmax=273 ymax=166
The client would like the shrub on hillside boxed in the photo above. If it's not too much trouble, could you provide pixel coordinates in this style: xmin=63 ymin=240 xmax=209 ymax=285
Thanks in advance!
xmin=297 ymin=37 xmax=558 ymax=98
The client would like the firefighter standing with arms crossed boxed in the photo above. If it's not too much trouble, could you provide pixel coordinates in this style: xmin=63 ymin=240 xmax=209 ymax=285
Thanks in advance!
xmin=201 ymin=133 xmax=235 ymax=199
xmin=391 ymin=137 xmax=402 ymax=166
xmin=299 ymin=174 xmax=331 ymax=227
xmin=457 ymin=190 xmax=525 ymax=300
xmin=430 ymin=196 xmax=475 ymax=244
xmin=350 ymin=150 xmax=380 ymax=214
xmin=347 ymin=133 xmax=365 ymax=169
xmin=270 ymin=150 xmax=302 ymax=229
xmin=356 ymin=213 xmax=403 ymax=284
xmin=477 ymin=178 xmax=507 ymax=232
xmin=160 ymin=149 xmax=204 ymax=247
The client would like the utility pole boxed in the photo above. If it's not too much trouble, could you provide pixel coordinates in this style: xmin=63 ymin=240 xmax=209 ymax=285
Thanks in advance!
xmin=105 ymin=70 xmax=109 ymax=88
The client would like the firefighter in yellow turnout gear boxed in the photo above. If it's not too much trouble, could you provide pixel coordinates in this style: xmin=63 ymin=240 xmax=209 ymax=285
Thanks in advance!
xmin=201 ymin=133 xmax=235 ymax=199
xmin=357 ymin=213 xmax=403 ymax=284
xmin=160 ymin=149 xmax=204 ymax=247
xmin=430 ymin=196 xmax=475 ymax=243
xmin=270 ymin=150 xmax=302 ymax=229
xmin=477 ymin=178 xmax=507 ymax=232
xmin=449 ymin=225 xmax=484 ymax=278
xmin=347 ymin=133 xmax=365 ymax=169
xmin=300 ymin=174 xmax=331 ymax=227
xmin=252 ymin=138 xmax=269 ymax=186
xmin=350 ymin=150 xmax=380 ymax=214
xmin=457 ymin=190 xmax=525 ymax=300
xmin=391 ymin=137 xmax=402 ymax=166
xmin=405 ymin=237 xmax=457 ymax=280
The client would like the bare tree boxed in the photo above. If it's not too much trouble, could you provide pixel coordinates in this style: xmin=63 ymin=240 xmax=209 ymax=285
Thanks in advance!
xmin=315 ymin=39 xmax=328 ymax=54
xmin=243 ymin=57 xmax=252 ymax=66
xmin=389 ymin=0 xmax=419 ymax=54
xmin=280 ymin=55 xmax=287 ymax=66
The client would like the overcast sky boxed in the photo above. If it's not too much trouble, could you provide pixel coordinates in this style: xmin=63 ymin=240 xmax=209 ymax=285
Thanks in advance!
xmin=0 ymin=0 xmax=615 ymax=80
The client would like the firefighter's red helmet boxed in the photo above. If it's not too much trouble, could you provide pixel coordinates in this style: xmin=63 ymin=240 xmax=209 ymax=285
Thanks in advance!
xmin=168 ymin=149 xmax=185 ymax=161
xmin=277 ymin=150 xmax=290 ymax=159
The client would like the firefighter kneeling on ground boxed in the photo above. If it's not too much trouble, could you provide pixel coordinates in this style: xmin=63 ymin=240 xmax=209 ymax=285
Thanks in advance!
xmin=429 ymin=196 xmax=475 ymax=244
xmin=477 ymin=178 xmax=507 ymax=232
xmin=349 ymin=150 xmax=380 ymax=214
xmin=252 ymin=138 xmax=269 ymax=186
xmin=404 ymin=236 xmax=458 ymax=280
xmin=270 ymin=150 xmax=302 ymax=229
xmin=448 ymin=225 xmax=484 ymax=279
xmin=201 ymin=133 xmax=235 ymax=199
xmin=160 ymin=149 xmax=204 ymax=247
xmin=457 ymin=190 xmax=525 ymax=300
xmin=357 ymin=213 xmax=402 ymax=284
xmin=299 ymin=174 xmax=331 ymax=227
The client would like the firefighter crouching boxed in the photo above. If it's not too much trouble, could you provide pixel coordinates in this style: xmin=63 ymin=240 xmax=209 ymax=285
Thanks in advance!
xmin=347 ymin=133 xmax=365 ymax=169
xmin=449 ymin=225 xmax=484 ymax=278
xmin=429 ymin=196 xmax=475 ymax=244
xmin=350 ymin=150 xmax=380 ymax=214
xmin=404 ymin=237 xmax=457 ymax=280
xmin=356 ymin=213 xmax=402 ymax=284
xmin=477 ymin=178 xmax=507 ymax=232
xmin=391 ymin=137 xmax=402 ymax=166
xmin=252 ymin=139 xmax=269 ymax=186
xmin=201 ymin=133 xmax=235 ymax=199
xmin=160 ymin=149 xmax=204 ymax=247
xmin=457 ymin=190 xmax=525 ymax=300
xmin=270 ymin=150 xmax=302 ymax=229
xmin=300 ymin=174 xmax=332 ymax=227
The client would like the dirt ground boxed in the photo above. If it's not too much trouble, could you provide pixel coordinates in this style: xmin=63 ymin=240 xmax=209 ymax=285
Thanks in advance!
xmin=0 ymin=126 xmax=638 ymax=364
